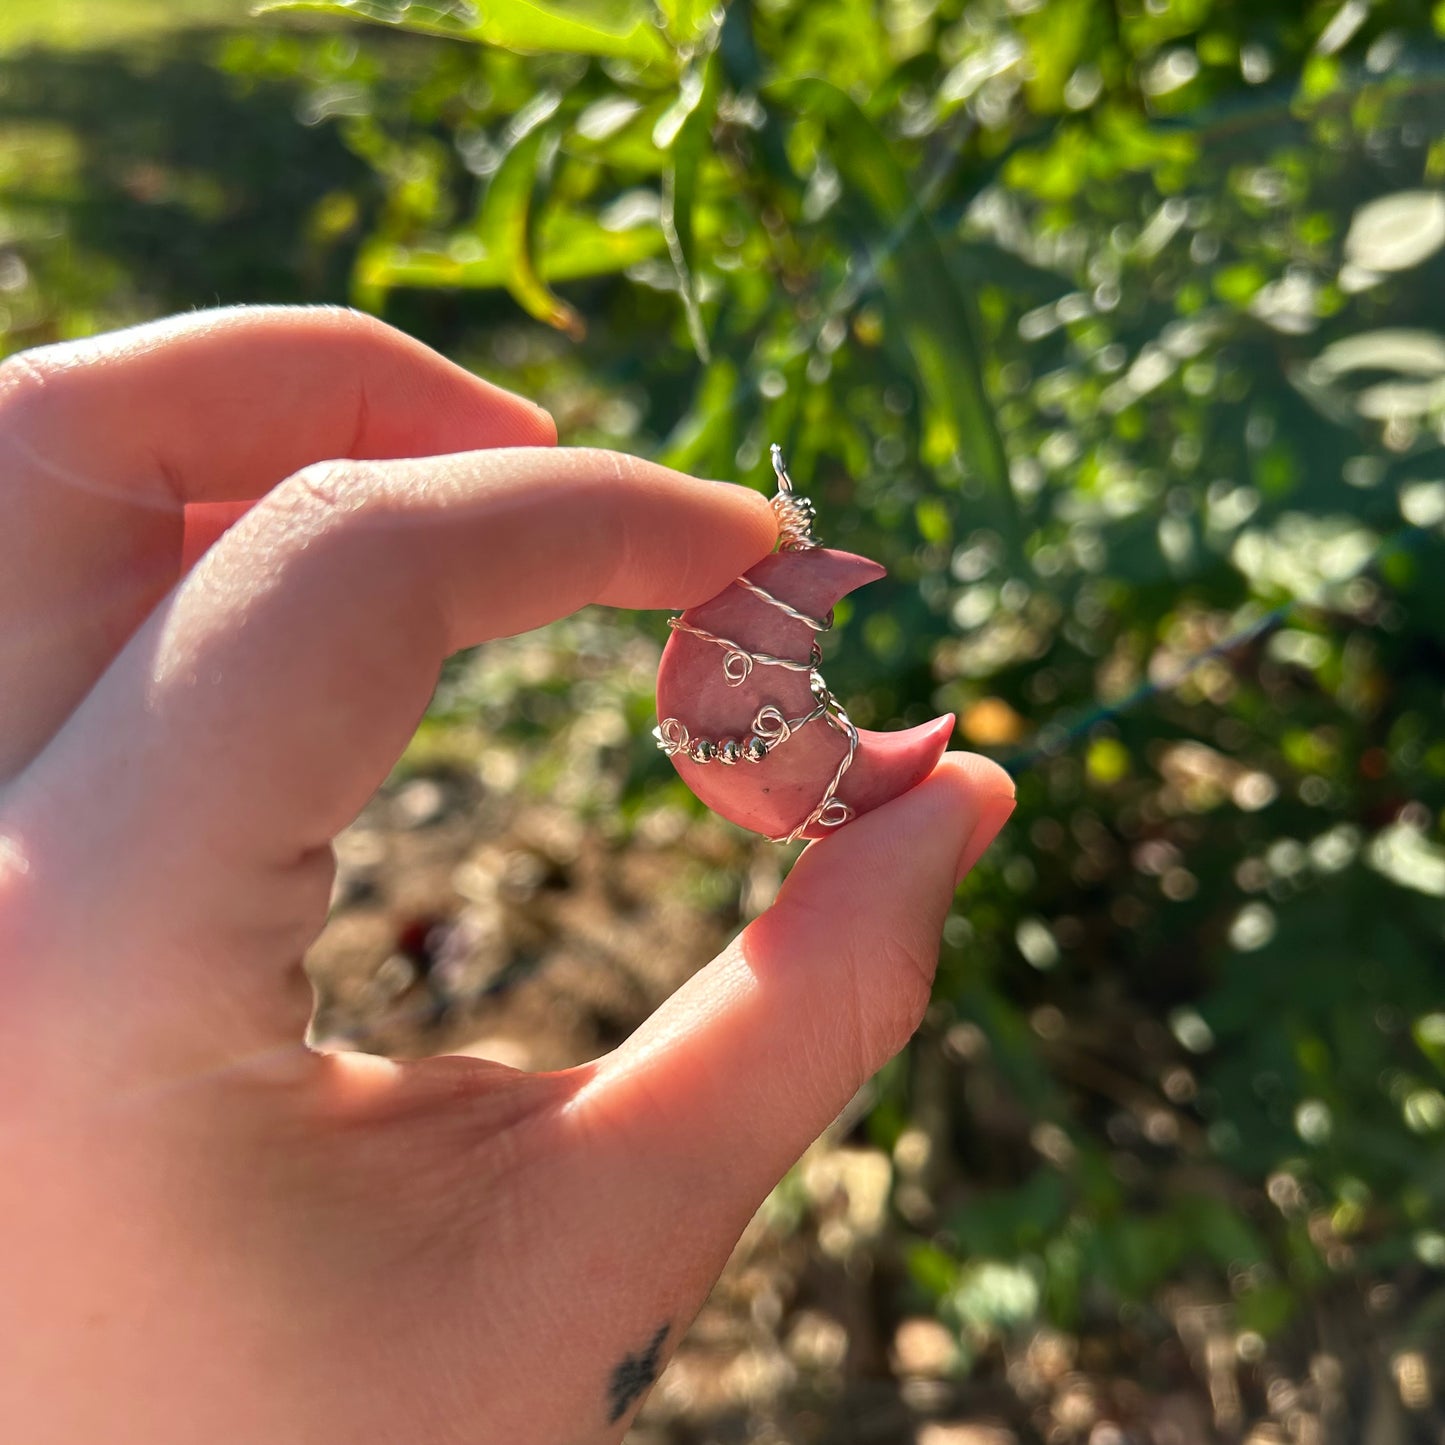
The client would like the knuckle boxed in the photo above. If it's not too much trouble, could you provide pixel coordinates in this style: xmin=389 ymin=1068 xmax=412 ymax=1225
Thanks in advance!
xmin=265 ymin=460 xmax=442 ymax=631
xmin=260 ymin=461 xmax=396 ymax=576
xmin=568 ymin=444 xmax=644 ymax=482
xmin=0 ymin=339 xmax=127 ymax=455
xmin=307 ymin=307 xmax=443 ymax=384
xmin=294 ymin=841 xmax=338 ymax=913
xmin=267 ymin=843 xmax=337 ymax=944
xmin=0 ymin=347 xmax=64 ymax=421
xmin=308 ymin=303 xmax=396 ymax=346
xmin=874 ymin=931 xmax=937 ymax=1039
xmin=309 ymin=305 xmax=559 ymax=446
xmin=279 ymin=457 xmax=378 ymax=524
xmin=842 ymin=927 xmax=938 ymax=1083
xmin=779 ymin=890 xmax=939 ymax=1083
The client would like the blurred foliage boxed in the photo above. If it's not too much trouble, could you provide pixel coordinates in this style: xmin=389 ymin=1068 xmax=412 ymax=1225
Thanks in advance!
xmin=6 ymin=0 xmax=1445 ymax=1427
xmin=0 ymin=0 xmax=242 ymax=51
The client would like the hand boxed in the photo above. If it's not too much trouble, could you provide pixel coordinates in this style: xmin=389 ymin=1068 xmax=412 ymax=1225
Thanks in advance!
xmin=0 ymin=307 xmax=1016 ymax=1445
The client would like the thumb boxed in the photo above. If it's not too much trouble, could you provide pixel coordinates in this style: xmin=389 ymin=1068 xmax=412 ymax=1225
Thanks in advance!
xmin=574 ymin=752 xmax=1016 ymax=1204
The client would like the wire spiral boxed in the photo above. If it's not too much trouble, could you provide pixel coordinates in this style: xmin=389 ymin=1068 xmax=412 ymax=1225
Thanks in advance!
xmin=655 ymin=446 xmax=857 ymax=843
xmin=664 ymin=618 xmax=823 ymax=684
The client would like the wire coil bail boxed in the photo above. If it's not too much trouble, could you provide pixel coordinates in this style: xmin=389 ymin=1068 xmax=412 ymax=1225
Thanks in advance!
xmin=769 ymin=443 xmax=820 ymax=551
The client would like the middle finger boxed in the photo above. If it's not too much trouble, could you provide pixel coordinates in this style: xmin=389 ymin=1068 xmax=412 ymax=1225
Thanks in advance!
xmin=0 ymin=305 xmax=554 ymax=780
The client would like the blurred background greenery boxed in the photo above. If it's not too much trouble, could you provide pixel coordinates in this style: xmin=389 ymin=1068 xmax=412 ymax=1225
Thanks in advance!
xmin=6 ymin=0 xmax=1445 ymax=1441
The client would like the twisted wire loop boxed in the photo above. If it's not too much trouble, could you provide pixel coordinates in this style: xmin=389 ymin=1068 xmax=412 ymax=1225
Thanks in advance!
xmin=770 ymin=443 xmax=820 ymax=551
xmin=664 ymin=617 xmax=823 ymax=683
xmin=654 ymin=445 xmax=858 ymax=844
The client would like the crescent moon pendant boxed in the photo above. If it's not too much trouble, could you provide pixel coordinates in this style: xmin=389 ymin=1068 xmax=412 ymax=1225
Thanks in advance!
xmin=654 ymin=449 xmax=953 ymax=844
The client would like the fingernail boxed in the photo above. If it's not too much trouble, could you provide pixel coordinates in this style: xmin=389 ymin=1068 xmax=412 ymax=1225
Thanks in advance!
xmin=954 ymin=792 xmax=1016 ymax=886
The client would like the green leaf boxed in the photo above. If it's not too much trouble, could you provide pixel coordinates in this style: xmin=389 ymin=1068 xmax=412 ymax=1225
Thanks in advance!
xmin=658 ymin=54 xmax=718 ymax=361
xmin=775 ymin=78 xmax=1020 ymax=554
xmin=255 ymin=0 xmax=675 ymax=66
xmin=354 ymin=211 xmax=666 ymax=309
xmin=656 ymin=0 xmax=712 ymax=48
xmin=478 ymin=122 xmax=582 ymax=337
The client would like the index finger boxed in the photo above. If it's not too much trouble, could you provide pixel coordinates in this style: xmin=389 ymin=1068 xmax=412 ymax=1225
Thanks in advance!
xmin=6 ymin=448 xmax=775 ymax=1063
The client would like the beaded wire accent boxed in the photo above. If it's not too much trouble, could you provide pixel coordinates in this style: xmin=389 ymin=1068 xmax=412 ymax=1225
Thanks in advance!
xmin=654 ymin=445 xmax=860 ymax=845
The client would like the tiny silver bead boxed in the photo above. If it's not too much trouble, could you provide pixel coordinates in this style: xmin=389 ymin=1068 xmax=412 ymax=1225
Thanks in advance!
xmin=689 ymin=739 xmax=717 ymax=763
xmin=718 ymin=738 xmax=742 ymax=765
xmin=745 ymin=737 xmax=768 ymax=762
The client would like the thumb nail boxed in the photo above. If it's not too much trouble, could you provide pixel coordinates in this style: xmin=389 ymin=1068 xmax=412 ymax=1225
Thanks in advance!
xmin=954 ymin=792 xmax=1016 ymax=886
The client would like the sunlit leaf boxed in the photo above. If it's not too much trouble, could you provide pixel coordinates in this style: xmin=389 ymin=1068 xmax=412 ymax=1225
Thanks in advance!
xmin=656 ymin=0 xmax=713 ymax=49
xmin=255 ymin=0 xmax=674 ymax=66
xmin=354 ymin=211 xmax=666 ymax=309
xmin=475 ymin=122 xmax=582 ymax=337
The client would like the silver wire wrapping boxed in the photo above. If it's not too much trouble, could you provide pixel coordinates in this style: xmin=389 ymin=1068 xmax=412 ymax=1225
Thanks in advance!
xmin=654 ymin=445 xmax=860 ymax=845
xmin=768 ymin=442 xmax=820 ymax=552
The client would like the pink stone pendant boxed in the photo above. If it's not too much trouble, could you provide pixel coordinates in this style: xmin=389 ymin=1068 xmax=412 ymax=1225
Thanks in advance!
xmin=654 ymin=447 xmax=952 ymax=843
